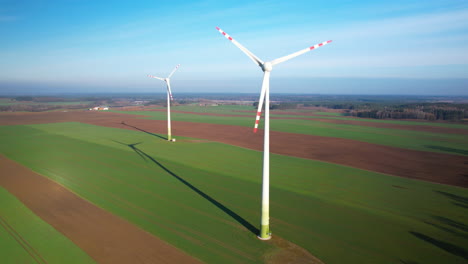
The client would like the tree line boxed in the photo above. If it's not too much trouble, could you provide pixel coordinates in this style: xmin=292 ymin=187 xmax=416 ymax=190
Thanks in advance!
xmin=343 ymin=103 xmax=467 ymax=121
xmin=253 ymin=101 xmax=468 ymax=121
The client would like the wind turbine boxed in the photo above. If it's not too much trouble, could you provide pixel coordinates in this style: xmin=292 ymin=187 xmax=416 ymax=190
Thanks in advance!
xmin=216 ymin=26 xmax=332 ymax=240
xmin=148 ymin=64 xmax=180 ymax=142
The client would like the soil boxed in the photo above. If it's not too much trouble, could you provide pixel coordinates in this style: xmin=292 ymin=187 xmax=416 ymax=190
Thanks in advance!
xmin=1 ymin=110 xmax=467 ymax=187
xmin=1 ymin=110 xmax=467 ymax=264
xmin=0 ymin=155 xmax=201 ymax=264
xmin=264 ymin=236 xmax=325 ymax=264
xmin=0 ymin=154 xmax=203 ymax=264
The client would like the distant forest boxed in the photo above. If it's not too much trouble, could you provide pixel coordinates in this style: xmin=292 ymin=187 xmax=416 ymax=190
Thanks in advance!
xmin=264 ymin=95 xmax=468 ymax=122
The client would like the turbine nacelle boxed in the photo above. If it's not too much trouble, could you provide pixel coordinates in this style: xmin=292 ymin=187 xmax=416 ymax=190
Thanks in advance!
xmin=262 ymin=62 xmax=273 ymax=72
xmin=215 ymin=26 xmax=332 ymax=133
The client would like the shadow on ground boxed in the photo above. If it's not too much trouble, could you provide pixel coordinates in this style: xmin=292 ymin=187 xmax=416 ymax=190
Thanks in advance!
xmin=425 ymin=145 xmax=468 ymax=156
xmin=423 ymin=219 xmax=468 ymax=240
xmin=121 ymin=121 xmax=167 ymax=140
xmin=114 ymin=140 xmax=259 ymax=235
xmin=410 ymin=231 xmax=468 ymax=260
xmin=434 ymin=190 xmax=468 ymax=209
xmin=399 ymin=260 xmax=419 ymax=264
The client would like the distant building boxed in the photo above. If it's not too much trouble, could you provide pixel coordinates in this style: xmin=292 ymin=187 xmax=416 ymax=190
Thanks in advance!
xmin=89 ymin=106 xmax=109 ymax=111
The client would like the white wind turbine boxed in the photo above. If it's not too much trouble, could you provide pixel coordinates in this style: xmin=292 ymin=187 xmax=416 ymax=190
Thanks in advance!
xmin=216 ymin=26 xmax=332 ymax=240
xmin=148 ymin=64 xmax=180 ymax=142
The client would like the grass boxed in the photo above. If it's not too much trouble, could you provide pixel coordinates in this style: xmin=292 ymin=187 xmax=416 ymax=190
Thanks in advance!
xmin=0 ymin=122 xmax=467 ymax=264
xmin=309 ymin=111 xmax=345 ymax=116
xmin=172 ymin=104 xmax=254 ymax=114
xmin=168 ymin=105 xmax=468 ymax=130
xmin=0 ymin=187 xmax=96 ymax=264
xmin=110 ymin=109 xmax=468 ymax=156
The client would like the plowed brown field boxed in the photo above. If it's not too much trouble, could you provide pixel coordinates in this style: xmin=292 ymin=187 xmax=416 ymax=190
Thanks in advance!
xmin=1 ymin=111 xmax=467 ymax=187
xmin=0 ymin=154 xmax=203 ymax=264
xmin=160 ymin=109 xmax=468 ymax=135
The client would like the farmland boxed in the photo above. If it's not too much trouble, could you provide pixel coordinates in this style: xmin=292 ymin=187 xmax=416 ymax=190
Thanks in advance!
xmin=112 ymin=106 xmax=468 ymax=155
xmin=0 ymin=103 xmax=467 ymax=264
xmin=0 ymin=186 xmax=96 ymax=264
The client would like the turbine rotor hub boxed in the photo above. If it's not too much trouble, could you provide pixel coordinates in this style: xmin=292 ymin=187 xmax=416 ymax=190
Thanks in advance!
xmin=262 ymin=62 xmax=273 ymax=72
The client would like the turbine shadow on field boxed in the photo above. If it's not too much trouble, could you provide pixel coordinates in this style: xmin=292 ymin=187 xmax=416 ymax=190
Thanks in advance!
xmin=399 ymin=260 xmax=420 ymax=264
xmin=434 ymin=190 xmax=468 ymax=209
xmin=121 ymin=121 xmax=167 ymax=140
xmin=409 ymin=231 xmax=468 ymax=260
xmin=424 ymin=145 xmax=468 ymax=156
xmin=115 ymin=140 xmax=259 ymax=235
xmin=423 ymin=215 xmax=468 ymax=240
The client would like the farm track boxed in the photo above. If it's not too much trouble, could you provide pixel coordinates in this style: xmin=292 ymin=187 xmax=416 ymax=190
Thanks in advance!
xmin=0 ymin=155 xmax=203 ymax=264
xmin=1 ymin=111 xmax=467 ymax=187
xmin=0 ymin=214 xmax=47 ymax=264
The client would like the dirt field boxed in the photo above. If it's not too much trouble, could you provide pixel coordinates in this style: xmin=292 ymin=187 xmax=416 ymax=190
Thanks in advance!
xmin=0 ymin=144 xmax=324 ymax=264
xmin=1 ymin=111 xmax=467 ymax=187
xmin=0 ymin=154 xmax=203 ymax=264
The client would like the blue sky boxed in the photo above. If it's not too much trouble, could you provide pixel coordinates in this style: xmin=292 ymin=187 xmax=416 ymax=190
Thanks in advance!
xmin=1 ymin=0 xmax=467 ymax=95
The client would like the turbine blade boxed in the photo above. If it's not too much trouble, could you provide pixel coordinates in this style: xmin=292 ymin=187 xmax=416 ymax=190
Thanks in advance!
xmin=254 ymin=71 xmax=270 ymax=133
xmin=166 ymin=80 xmax=174 ymax=101
xmin=167 ymin=64 xmax=180 ymax=78
xmin=271 ymin=40 xmax=332 ymax=66
xmin=215 ymin=26 xmax=264 ymax=67
xmin=148 ymin=75 xmax=164 ymax=81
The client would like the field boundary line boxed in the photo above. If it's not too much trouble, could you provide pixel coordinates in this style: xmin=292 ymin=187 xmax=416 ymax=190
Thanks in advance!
xmin=0 ymin=214 xmax=48 ymax=264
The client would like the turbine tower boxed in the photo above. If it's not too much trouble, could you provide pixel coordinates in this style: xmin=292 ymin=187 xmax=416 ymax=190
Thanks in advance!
xmin=216 ymin=26 xmax=332 ymax=240
xmin=148 ymin=64 xmax=180 ymax=142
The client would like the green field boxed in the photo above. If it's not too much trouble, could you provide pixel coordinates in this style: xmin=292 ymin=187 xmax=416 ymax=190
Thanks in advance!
xmin=1 ymin=122 xmax=467 ymax=263
xmin=111 ymin=108 xmax=468 ymax=156
xmin=0 ymin=186 xmax=96 ymax=264
xmin=169 ymin=105 xmax=468 ymax=129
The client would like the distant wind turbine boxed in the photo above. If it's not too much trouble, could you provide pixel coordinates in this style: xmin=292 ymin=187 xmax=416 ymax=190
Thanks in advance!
xmin=216 ymin=26 xmax=332 ymax=240
xmin=148 ymin=64 xmax=180 ymax=142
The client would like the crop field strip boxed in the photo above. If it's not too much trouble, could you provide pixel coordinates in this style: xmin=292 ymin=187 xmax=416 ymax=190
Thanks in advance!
xmin=0 ymin=155 xmax=204 ymax=264
xmin=1 ymin=111 xmax=466 ymax=186
xmin=1 ymin=122 xmax=467 ymax=264
xmin=0 ymin=125 xmax=274 ymax=263
xmin=1 ymin=110 xmax=467 ymax=156
xmin=143 ymin=108 xmax=468 ymax=135
xmin=167 ymin=105 xmax=468 ymax=130
xmin=178 ymin=107 xmax=468 ymax=133
xmin=32 ymin=150 xmax=260 ymax=262
xmin=18 ymin=120 xmax=468 ymax=186
xmin=0 ymin=186 xmax=96 ymax=264
xmin=111 ymin=109 xmax=468 ymax=156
